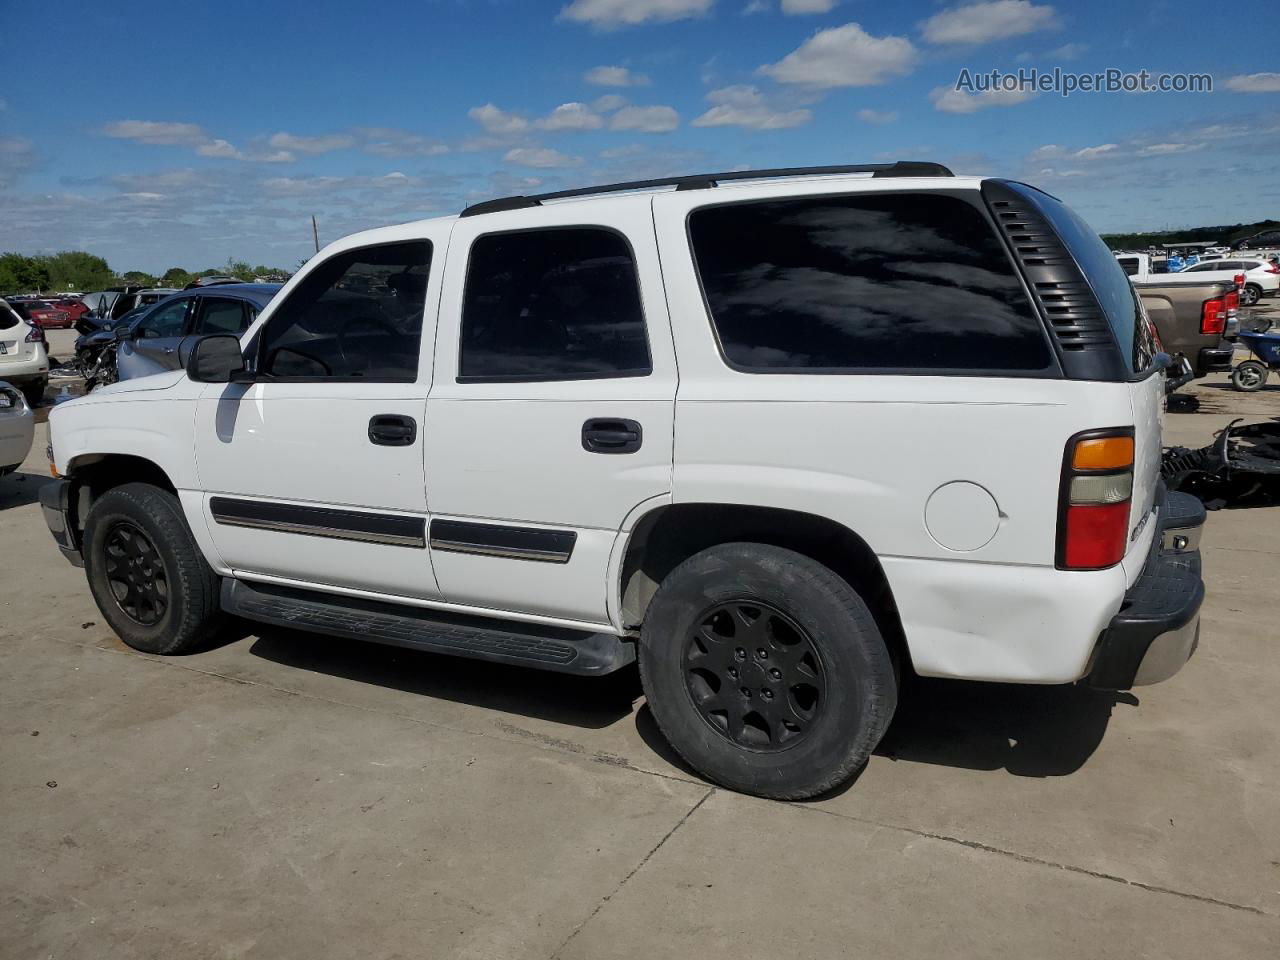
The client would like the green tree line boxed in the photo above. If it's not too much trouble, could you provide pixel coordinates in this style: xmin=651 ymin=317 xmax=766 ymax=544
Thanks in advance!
xmin=0 ymin=251 xmax=290 ymax=295
xmin=1100 ymin=219 xmax=1280 ymax=251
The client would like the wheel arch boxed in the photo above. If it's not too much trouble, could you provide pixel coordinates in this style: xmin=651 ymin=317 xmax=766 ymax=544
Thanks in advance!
xmin=616 ymin=502 xmax=911 ymax=672
xmin=62 ymin=453 xmax=180 ymax=549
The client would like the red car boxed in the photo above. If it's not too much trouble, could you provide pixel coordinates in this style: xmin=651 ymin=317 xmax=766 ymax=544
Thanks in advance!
xmin=52 ymin=297 xmax=90 ymax=324
xmin=9 ymin=299 xmax=72 ymax=329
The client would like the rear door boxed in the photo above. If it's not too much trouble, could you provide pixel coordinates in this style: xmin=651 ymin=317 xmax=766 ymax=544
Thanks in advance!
xmin=424 ymin=197 xmax=676 ymax=625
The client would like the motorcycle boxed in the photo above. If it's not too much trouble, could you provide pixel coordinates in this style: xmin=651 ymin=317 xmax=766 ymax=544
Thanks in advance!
xmin=73 ymin=325 xmax=121 ymax=391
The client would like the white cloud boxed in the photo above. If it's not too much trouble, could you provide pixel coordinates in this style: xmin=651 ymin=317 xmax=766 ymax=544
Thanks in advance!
xmin=537 ymin=102 xmax=605 ymax=131
xmin=592 ymin=94 xmax=629 ymax=112
xmin=930 ymin=84 xmax=1037 ymax=112
xmin=504 ymin=146 xmax=581 ymax=168
xmin=1137 ymin=142 xmax=1205 ymax=156
xmin=782 ymin=0 xmax=836 ymax=12
xmin=252 ymin=150 xmax=296 ymax=164
xmin=267 ymin=131 xmax=355 ymax=154
xmin=610 ymin=105 xmax=680 ymax=132
xmin=693 ymin=85 xmax=812 ymax=130
xmin=468 ymin=103 xmax=530 ymax=135
xmin=1225 ymin=73 xmax=1280 ymax=93
xmin=101 ymin=120 xmax=208 ymax=146
xmin=356 ymin=127 xmax=450 ymax=157
xmin=856 ymin=108 xmax=898 ymax=124
xmin=196 ymin=139 xmax=242 ymax=159
xmin=1073 ymin=143 xmax=1116 ymax=159
xmin=0 ymin=136 xmax=37 ymax=187
xmin=743 ymin=0 xmax=769 ymax=12
xmin=584 ymin=65 xmax=651 ymax=86
xmin=1045 ymin=41 xmax=1086 ymax=60
xmin=758 ymin=23 xmax=917 ymax=88
xmin=559 ymin=0 xmax=713 ymax=28
xmin=921 ymin=1 xmax=1058 ymax=46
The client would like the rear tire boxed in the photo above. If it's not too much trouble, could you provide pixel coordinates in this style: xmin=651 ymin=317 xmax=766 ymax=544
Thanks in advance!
xmin=1231 ymin=360 xmax=1269 ymax=392
xmin=1241 ymin=284 xmax=1262 ymax=307
xmin=638 ymin=543 xmax=897 ymax=800
xmin=83 ymin=483 xmax=223 ymax=654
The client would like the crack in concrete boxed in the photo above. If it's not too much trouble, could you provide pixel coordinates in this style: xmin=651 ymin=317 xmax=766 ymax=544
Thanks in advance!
xmin=50 ymin=634 xmax=1277 ymax=923
xmin=550 ymin=788 xmax=715 ymax=959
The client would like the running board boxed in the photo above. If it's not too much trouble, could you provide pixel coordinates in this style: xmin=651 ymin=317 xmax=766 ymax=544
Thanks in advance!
xmin=221 ymin=580 xmax=635 ymax=676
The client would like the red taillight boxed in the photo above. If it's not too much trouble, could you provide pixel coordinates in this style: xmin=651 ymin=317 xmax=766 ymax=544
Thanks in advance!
xmin=1200 ymin=296 xmax=1226 ymax=335
xmin=1225 ymin=290 xmax=1239 ymax=314
xmin=1267 ymin=263 xmax=1280 ymax=274
xmin=1063 ymin=503 xmax=1130 ymax=569
xmin=1058 ymin=429 xmax=1134 ymax=571
xmin=1234 ymin=273 xmax=1245 ymax=288
xmin=25 ymin=325 xmax=44 ymax=343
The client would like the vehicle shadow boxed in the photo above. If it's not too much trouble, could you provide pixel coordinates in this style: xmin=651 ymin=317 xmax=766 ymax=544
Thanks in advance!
xmin=874 ymin=676 xmax=1136 ymax=778
xmin=0 ymin=471 xmax=55 ymax=510
xmin=244 ymin=625 xmax=1134 ymax=784
xmin=632 ymin=675 xmax=1137 ymax=799
xmin=246 ymin=625 xmax=640 ymax=730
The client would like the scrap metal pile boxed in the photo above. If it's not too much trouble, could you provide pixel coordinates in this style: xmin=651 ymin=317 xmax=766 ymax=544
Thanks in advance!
xmin=1163 ymin=417 xmax=1280 ymax=508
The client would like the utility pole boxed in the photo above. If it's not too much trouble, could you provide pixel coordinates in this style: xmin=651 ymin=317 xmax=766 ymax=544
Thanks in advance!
xmin=311 ymin=215 xmax=320 ymax=254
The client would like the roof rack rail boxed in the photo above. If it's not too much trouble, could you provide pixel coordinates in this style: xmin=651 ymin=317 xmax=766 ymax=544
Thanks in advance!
xmin=459 ymin=160 xmax=954 ymax=217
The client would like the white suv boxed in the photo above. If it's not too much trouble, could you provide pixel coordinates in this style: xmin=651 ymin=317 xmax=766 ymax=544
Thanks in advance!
xmin=40 ymin=163 xmax=1206 ymax=799
xmin=1179 ymin=257 xmax=1280 ymax=305
xmin=0 ymin=299 xmax=50 ymax=406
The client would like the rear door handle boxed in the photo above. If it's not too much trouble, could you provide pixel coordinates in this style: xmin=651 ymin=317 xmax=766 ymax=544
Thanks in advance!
xmin=582 ymin=418 xmax=642 ymax=454
xmin=368 ymin=414 xmax=417 ymax=447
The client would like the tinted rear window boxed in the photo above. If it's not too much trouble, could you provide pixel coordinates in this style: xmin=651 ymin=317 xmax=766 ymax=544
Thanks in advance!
xmin=689 ymin=193 xmax=1052 ymax=374
xmin=1013 ymin=186 xmax=1154 ymax=373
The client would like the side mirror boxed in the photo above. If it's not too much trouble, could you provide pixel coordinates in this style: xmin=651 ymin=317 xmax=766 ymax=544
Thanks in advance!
xmin=187 ymin=334 xmax=248 ymax=383
xmin=113 ymin=325 xmax=133 ymax=341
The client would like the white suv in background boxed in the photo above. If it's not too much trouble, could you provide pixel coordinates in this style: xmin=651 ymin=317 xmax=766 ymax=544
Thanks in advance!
xmin=40 ymin=163 xmax=1206 ymax=800
xmin=1179 ymin=257 xmax=1280 ymax=305
xmin=0 ymin=299 xmax=50 ymax=407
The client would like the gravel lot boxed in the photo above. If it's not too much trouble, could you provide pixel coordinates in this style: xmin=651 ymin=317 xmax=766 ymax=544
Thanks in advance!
xmin=3 ymin=319 xmax=1278 ymax=959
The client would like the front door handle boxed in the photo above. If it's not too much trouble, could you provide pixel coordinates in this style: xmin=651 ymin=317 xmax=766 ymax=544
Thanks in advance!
xmin=582 ymin=418 xmax=642 ymax=454
xmin=368 ymin=414 xmax=417 ymax=447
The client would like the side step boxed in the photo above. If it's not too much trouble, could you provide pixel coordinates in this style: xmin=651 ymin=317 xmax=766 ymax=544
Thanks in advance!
xmin=220 ymin=579 xmax=635 ymax=676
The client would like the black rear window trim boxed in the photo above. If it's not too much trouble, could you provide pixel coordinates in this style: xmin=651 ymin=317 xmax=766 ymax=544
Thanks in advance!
xmin=683 ymin=187 xmax=1063 ymax=379
xmin=455 ymin=223 xmax=654 ymax=385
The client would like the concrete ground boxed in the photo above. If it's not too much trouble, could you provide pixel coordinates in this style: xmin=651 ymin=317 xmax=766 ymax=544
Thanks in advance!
xmin=2 ymin=322 xmax=1279 ymax=959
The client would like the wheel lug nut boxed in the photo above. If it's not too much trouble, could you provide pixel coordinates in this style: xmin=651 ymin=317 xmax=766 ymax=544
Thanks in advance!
xmin=762 ymin=689 xmax=773 ymax=701
xmin=740 ymin=687 xmax=752 ymax=699
xmin=770 ymin=668 xmax=782 ymax=680
xmin=757 ymin=648 xmax=768 ymax=659
xmin=735 ymin=648 xmax=746 ymax=661
xmin=728 ymin=667 xmax=738 ymax=679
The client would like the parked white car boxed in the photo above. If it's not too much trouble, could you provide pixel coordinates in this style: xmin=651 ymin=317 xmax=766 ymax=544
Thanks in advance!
xmin=0 ymin=299 xmax=50 ymax=406
xmin=1177 ymin=257 xmax=1280 ymax=306
xmin=0 ymin=381 xmax=36 ymax=476
xmin=40 ymin=163 xmax=1206 ymax=799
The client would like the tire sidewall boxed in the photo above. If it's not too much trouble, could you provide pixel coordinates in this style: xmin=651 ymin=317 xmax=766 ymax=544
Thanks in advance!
xmin=1232 ymin=361 xmax=1267 ymax=392
xmin=84 ymin=486 xmax=197 ymax=654
xmin=640 ymin=544 xmax=896 ymax=798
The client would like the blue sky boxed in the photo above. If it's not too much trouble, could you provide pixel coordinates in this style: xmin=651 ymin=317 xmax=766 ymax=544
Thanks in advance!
xmin=1 ymin=0 xmax=1278 ymax=272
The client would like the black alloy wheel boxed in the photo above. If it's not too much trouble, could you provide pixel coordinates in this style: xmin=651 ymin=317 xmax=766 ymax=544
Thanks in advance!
xmin=102 ymin=521 xmax=169 ymax=625
xmin=684 ymin=600 xmax=826 ymax=751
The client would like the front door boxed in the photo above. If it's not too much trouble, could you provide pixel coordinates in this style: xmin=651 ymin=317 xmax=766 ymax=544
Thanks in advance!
xmin=118 ymin=297 xmax=192 ymax=380
xmin=193 ymin=232 xmax=447 ymax=600
xmin=424 ymin=196 xmax=677 ymax=627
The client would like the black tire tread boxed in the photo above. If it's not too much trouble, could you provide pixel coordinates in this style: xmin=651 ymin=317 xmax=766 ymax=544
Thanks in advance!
xmin=84 ymin=482 xmax=223 ymax=655
xmin=639 ymin=542 xmax=897 ymax=800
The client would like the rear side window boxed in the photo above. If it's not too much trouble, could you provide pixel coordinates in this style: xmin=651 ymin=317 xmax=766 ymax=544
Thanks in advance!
xmin=1117 ymin=258 xmax=1139 ymax=276
xmin=194 ymin=298 xmax=248 ymax=335
xmin=689 ymin=193 xmax=1052 ymax=374
xmin=258 ymin=241 xmax=431 ymax=381
xmin=0 ymin=302 xmax=19 ymax=330
xmin=1017 ymin=188 xmax=1154 ymax=373
xmin=459 ymin=227 xmax=651 ymax=381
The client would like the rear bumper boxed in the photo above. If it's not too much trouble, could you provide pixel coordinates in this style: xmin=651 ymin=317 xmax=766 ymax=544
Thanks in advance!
xmin=1083 ymin=490 xmax=1205 ymax=690
xmin=39 ymin=477 xmax=83 ymax=567
xmin=1198 ymin=341 xmax=1235 ymax=373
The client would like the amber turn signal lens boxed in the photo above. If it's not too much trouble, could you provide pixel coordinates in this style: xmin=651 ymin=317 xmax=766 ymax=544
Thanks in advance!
xmin=1072 ymin=436 xmax=1133 ymax=471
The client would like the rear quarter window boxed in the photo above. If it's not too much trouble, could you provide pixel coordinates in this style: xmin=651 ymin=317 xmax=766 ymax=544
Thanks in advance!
xmin=688 ymin=192 xmax=1054 ymax=375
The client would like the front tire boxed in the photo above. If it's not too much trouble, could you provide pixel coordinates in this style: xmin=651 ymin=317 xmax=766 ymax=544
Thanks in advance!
xmin=639 ymin=543 xmax=897 ymax=800
xmin=1231 ymin=360 xmax=1269 ymax=392
xmin=83 ymin=483 xmax=223 ymax=654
